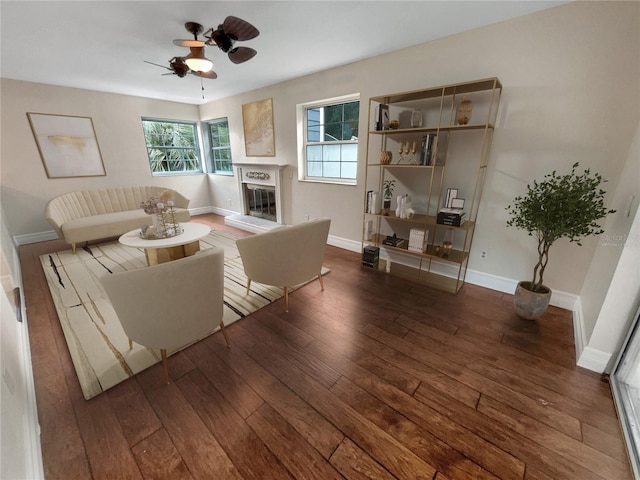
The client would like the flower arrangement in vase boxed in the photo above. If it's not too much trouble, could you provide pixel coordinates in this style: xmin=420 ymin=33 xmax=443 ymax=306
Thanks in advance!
xmin=140 ymin=190 xmax=180 ymax=238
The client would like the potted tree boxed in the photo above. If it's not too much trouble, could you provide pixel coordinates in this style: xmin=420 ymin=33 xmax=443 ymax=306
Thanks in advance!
xmin=506 ymin=162 xmax=615 ymax=319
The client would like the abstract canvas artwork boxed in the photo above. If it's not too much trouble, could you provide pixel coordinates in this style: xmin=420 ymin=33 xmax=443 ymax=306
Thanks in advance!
xmin=27 ymin=113 xmax=106 ymax=178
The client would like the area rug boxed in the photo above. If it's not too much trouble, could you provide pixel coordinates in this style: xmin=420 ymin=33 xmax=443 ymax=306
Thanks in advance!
xmin=40 ymin=230 xmax=329 ymax=400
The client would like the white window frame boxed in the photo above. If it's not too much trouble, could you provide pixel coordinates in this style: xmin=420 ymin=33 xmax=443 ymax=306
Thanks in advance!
xmin=203 ymin=117 xmax=234 ymax=176
xmin=296 ymin=93 xmax=360 ymax=185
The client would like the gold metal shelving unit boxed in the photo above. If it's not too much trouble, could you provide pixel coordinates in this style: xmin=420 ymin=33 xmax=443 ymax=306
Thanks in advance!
xmin=362 ymin=77 xmax=502 ymax=293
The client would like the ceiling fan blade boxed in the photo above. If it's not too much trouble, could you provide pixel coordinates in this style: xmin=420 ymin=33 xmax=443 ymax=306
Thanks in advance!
xmin=228 ymin=47 xmax=257 ymax=64
xmin=144 ymin=60 xmax=172 ymax=71
xmin=223 ymin=16 xmax=259 ymax=41
xmin=173 ymin=39 xmax=205 ymax=47
xmin=192 ymin=69 xmax=218 ymax=79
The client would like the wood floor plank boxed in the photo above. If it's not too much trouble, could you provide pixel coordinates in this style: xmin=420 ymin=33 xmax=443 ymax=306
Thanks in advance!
xmin=72 ymin=394 xmax=143 ymax=480
xmin=331 ymin=375 xmax=500 ymax=480
xmin=205 ymin=328 xmax=345 ymax=459
xmin=286 ymin=297 xmax=482 ymax=408
xmin=246 ymin=403 xmax=342 ymax=480
xmin=183 ymin=340 xmax=264 ymax=419
xmin=246 ymin=339 xmax=439 ymax=479
xmin=178 ymin=369 xmax=294 ymax=480
xmin=581 ymin=421 xmax=629 ymax=462
xmin=451 ymin=330 xmax=616 ymax=412
xmin=329 ymin=437 xmax=397 ymax=480
xmin=477 ymin=394 xmax=632 ymax=479
xmin=397 ymin=314 xmax=623 ymax=437
xmin=131 ymin=428 xmax=193 ymax=480
xmin=106 ymin=378 xmax=162 ymax=448
xmin=305 ymin=337 xmax=525 ymax=480
xmin=34 ymin=371 xmax=92 ymax=480
xmin=399 ymin=326 xmax=583 ymax=440
xmin=145 ymin=383 xmax=243 ymax=479
xmin=413 ymin=384 xmax=616 ymax=480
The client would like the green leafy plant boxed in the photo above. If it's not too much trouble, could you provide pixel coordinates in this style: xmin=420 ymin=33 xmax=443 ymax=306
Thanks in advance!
xmin=383 ymin=179 xmax=396 ymax=199
xmin=506 ymin=162 xmax=615 ymax=293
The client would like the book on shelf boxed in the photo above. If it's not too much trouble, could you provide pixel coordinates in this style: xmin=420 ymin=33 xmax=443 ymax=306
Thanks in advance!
xmin=420 ymin=133 xmax=438 ymax=166
xmin=408 ymin=228 xmax=428 ymax=253
xmin=382 ymin=234 xmax=406 ymax=248
xmin=362 ymin=245 xmax=380 ymax=268
xmin=366 ymin=190 xmax=381 ymax=214
xmin=437 ymin=208 xmax=467 ymax=226
xmin=364 ymin=219 xmax=374 ymax=241
xmin=376 ymin=104 xmax=389 ymax=131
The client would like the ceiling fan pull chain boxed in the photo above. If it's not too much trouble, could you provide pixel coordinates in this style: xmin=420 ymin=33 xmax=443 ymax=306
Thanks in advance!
xmin=201 ymin=78 xmax=205 ymax=100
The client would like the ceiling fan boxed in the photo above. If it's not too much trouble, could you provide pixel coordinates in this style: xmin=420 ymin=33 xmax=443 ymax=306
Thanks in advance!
xmin=144 ymin=56 xmax=218 ymax=79
xmin=146 ymin=16 xmax=259 ymax=80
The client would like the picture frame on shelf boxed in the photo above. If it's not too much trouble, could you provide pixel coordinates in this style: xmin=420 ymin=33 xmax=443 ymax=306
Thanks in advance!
xmin=445 ymin=188 xmax=458 ymax=208
xmin=451 ymin=198 xmax=465 ymax=210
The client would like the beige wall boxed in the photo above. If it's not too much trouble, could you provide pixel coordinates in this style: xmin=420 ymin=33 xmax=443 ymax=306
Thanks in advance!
xmin=0 ymin=81 xmax=211 ymax=237
xmin=1 ymin=1 xmax=639 ymax=366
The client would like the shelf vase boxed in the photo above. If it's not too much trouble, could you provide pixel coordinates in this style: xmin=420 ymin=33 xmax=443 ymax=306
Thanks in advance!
xmin=411 ymin=110 xmax=423 ymax=128
xmin=456 ymin=96 xmax=473 ymax=125
xmin=382 ymin=199 xmax=392 ymax=216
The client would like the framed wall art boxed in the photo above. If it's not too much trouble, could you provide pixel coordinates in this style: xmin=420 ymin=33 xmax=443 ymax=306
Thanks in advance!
xmin=27 ymin=112 xmax=106 ymax=178
xmin=242 ymin=98 xmax=275 ymax=157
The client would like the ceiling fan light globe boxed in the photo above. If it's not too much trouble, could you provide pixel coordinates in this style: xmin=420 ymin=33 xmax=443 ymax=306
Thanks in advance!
xmin=185 ymin=57 xmax=213 ymax=72
xmin=184 ymin=46 xmax=214 ymax=72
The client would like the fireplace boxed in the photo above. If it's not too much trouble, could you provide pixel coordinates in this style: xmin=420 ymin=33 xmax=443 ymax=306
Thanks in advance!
xmin=233 ymin=163 xmax=288 ymax=225
xmin=245 ymin=184 xmax=276 ymax=221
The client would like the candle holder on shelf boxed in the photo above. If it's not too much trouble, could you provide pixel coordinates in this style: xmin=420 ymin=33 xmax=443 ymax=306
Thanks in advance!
xmin=397 ymin=141 xmax=418 ymax=164
xmin=441 ymin=228 xmax=453 ymax=258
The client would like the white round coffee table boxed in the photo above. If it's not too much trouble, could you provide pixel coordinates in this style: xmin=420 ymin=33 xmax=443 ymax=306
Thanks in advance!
xmin=118 ymin=222 xmax=211 ymax=266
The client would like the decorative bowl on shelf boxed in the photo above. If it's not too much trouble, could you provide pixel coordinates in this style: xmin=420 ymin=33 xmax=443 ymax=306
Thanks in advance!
xmin=388 ymin=120 xmax=400 ymax=129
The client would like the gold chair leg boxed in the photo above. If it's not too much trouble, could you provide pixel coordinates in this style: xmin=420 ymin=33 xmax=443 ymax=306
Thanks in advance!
xmin=246 ymin=278 xmax=251 ymax=295
xmin=219 ymin=321 xmax=231 ymax=348
xmin=318 ymin=272 xmax=324 ymax=291
xmin=284 ymin=286 xmax=289 ymax=312
xmin=128 ymin=338 xmax=133 ymax=350
xmin=161 ymin=349 xmax=170 ymax=384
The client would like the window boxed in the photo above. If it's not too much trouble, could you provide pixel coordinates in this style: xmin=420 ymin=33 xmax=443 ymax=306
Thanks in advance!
xmin=298 ymin=95 xmax=359 ymax=184
xmin=141 ymin=119 xmax=202 ymax=175
xmin=204 ymin=118 xmax=233 ymax=175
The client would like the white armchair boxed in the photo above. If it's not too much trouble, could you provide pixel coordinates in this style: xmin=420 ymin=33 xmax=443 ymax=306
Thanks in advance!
xmin=235 ymin=217 xmax=331 ymax=312
xmin=100 ymin=247 xmax=229 ymax=384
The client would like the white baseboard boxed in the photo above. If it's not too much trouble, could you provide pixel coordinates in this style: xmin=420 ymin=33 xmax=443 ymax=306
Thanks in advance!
xmin=329 ymin=236 xmax=361 ymax=252
xmin=14 ymin=231 xmax=58 ymax=246
xmin=191 ymin=205 xmax=240 ymax=217
xmin=577 ymin=346 xmax=612 ymax=373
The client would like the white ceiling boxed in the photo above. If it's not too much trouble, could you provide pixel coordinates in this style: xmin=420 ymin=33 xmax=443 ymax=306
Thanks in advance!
xmin=1 ymin=1 xmax=565 ymax=105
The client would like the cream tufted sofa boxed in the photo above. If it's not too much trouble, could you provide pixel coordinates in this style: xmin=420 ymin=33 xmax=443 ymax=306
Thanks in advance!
xmin=235 ymin=217 xmax=331 ymax=312
xmin=45 ymin=186 xmax=191 ymax=252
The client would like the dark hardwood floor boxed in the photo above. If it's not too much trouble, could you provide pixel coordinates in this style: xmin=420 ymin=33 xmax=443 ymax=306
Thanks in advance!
xmin=20 ymin=213 xmax=632 ymax=479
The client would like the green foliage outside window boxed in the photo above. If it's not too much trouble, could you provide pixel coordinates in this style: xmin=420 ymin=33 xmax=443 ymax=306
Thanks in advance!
xmin=142 ymin=120 xmax=202 ymax=174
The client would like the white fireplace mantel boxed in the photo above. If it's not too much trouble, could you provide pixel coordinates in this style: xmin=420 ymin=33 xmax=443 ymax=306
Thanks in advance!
xmin=234 ymin=163 xmax=288 ymax=224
